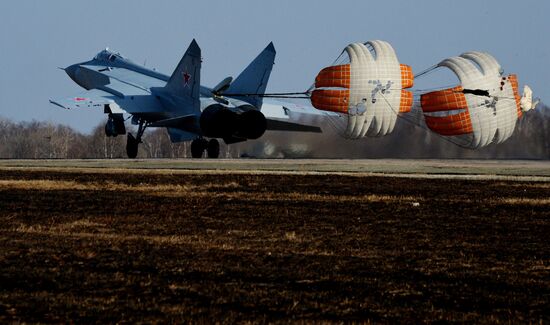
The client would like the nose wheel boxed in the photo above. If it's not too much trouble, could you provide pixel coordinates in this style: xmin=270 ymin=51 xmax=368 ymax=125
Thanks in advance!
xmin=191 ymin=138 xmax=220 ymax=158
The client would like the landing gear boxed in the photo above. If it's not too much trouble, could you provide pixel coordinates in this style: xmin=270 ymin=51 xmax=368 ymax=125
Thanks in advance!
xmin=126 ymin=120 xmax=146 ymax=159
xmin=105 ymin=118 xmax=117 ymax=137
xmin=191 ymin=138 xmax=208 ymax=158
xmin=190 ymin=138 xmax=220 ymax=158
xmin=207 ymin=139 xmax=220 ymax=158
xmin=126 ymin=133 xmax=139 ymax=158
xmin=105 ymin=114 xmax=126 ymax=137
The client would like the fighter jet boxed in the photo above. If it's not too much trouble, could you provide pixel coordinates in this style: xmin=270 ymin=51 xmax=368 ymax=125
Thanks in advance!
xmin=50 ymin=39 xmax=320 ymax=158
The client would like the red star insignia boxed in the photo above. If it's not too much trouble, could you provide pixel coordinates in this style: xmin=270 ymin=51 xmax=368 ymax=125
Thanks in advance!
xmin=183 ymin=71 xmax=191 ymax=87
xmin=74 ymin=97 xmax=88 ymax=102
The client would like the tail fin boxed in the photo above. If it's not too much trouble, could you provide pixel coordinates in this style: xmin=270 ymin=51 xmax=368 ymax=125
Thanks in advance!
xmin=165 ymin=39 xmax=201 ymax=104
xmin=226 ymin=42 xmax=276 ymax=109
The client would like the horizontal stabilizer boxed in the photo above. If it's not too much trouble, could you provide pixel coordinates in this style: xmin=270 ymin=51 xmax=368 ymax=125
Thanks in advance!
xmin=49 ymin=89 xmax=125 ymax=113
xmin=266 ymin=119 xmax=322 ymax=133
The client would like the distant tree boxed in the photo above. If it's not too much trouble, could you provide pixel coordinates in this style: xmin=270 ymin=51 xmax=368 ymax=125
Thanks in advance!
xmin=141 ymin=128 xmax=192 ymax=158
xmin=0 ymin=103 xmax=548 ymax=159
xmin=88 ymin=123 xmax=127 ymax=158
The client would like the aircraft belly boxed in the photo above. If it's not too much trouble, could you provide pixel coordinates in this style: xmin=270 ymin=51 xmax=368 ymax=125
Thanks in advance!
xmin=113 ymin=95 xmax=168 ymax=119
xmin=167 ymin=128 xmax=197 ymax=143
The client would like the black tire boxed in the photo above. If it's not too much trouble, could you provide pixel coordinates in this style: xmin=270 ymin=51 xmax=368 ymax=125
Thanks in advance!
xmin=191 ymin=139 xmax=204 ymax=158
xmin=126 ymin=133 xmax=139 ymax=158
xmin=207 ymin=139 xmax=220 ymax=158
xmin=114 ymin=118 xmax=126 ymax=135
xmin=105 ymin=119 xmax=116 ymax=137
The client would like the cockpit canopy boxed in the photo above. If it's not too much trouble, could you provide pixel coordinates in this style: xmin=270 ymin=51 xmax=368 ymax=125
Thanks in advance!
xmin=93 ymin=49 xmax=123 ymax=63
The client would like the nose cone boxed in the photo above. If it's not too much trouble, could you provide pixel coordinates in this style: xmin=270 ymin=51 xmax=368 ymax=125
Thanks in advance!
xmin=64 ymin=64 xmax=79 ymax=82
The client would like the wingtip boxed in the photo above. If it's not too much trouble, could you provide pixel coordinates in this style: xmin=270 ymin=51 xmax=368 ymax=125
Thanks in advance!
xmin=49 ymin=99 xmax=68 ymax=109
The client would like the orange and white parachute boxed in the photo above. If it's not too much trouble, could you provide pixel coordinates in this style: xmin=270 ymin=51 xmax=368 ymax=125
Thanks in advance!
xmin=310 ymin=41 xmax=413 ymax=139
xmin=418 ymin=52 xmax=537 ymax=148
xmin=305 ymin=42 xmax=538 ymax=148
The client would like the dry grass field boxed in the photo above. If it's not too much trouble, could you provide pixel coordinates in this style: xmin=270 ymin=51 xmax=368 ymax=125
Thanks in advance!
xmin=0 ymin=166 xmax=549 ymax=322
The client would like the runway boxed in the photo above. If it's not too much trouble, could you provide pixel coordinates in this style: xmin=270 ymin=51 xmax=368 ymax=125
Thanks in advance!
xmin=0 ymin=159 xmax=548 ymax=181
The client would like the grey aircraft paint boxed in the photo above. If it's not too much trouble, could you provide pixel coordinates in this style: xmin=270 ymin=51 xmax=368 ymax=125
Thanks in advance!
xmin=51 ymin=39 xmax=321 ymax=158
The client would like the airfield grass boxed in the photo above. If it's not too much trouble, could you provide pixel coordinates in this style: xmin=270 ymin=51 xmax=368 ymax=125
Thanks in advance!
xmin=0 ymin=168 xmax=549 ymax=323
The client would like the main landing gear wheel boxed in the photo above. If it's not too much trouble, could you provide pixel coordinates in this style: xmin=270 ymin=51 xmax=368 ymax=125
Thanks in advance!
xmin=126 ymin=120 xmax=147 ymax=159
xmin=126 ymin=133 xmax=139 ymax=158
xmin=207 ymin=139 xmax=220 ymax=158
xmin=191 ymin=138 xmax=208 ymax=158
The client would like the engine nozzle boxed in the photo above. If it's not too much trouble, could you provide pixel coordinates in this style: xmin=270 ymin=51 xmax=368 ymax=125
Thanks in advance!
xmin=199 ymin=105 xmax=266 ymax=140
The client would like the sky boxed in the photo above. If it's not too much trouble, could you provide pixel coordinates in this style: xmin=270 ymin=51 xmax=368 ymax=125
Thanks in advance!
xmin=0 ymin=0 xmax=548 ymax=133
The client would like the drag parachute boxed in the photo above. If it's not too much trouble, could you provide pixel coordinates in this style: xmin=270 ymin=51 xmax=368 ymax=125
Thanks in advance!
xmin=310 ymin=41 xmax=413 ymax=139
xmin=418 ymin=52 xmax=536 ymax=148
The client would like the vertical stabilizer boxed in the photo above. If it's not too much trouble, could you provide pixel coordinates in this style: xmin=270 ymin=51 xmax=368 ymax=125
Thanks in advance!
xmin=165 ymin=39 xmax=201 ymax=102
xmin=226 ymin=42 xmax=276 ymax=109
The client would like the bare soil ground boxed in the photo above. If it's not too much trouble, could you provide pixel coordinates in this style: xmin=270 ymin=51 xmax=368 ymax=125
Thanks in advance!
xmin=0 ymin=167 xmax=549 ymax=323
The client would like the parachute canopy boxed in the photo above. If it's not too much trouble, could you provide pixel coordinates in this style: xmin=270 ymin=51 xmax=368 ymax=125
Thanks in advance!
xmin=310 ymin=41 xmax=413 ymax=139
xmin=418 ymin=51 xmax=531 ymax=148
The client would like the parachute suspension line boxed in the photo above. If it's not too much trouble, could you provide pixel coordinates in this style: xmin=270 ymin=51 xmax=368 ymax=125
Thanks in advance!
xmin=332 ymin=49 xmax=349 ymax=66
xmin=222 ymin=91 xmax=310 ymax=99
xmin=413 ymin=64 xmax=439 ymax=79
xmin=324 ymin=113 xmax=347 ymax=135
xmin=331 ymin=114 xmax=347 ymax=135
xmin=324 ymin=115 xmax=340 ymax=134
xmin=410 ymin=85 xmax=459 ymax=93
xmin=224 ymin=91 xmax=309 ymax=96
xmin=306 ymin=83 xmax=316 ymax=96
xmin=260 ymin=95 xmax=311 ymax=99
xmin=301 ymin=49 xmax=350 ymax=97
xmin=378 ymin=92 xmax=477 ymax=149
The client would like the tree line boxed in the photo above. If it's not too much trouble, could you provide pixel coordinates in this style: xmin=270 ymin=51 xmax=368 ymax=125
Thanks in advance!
xmin=0 ymin=103 xmax=549 ymax=159
xmin=0 ymin=119 xmax=243 ymax=159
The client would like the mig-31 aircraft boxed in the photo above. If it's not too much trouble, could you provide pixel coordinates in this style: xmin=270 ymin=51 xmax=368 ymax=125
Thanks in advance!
xmin=50 ymin=39 xmax=320 ymax=158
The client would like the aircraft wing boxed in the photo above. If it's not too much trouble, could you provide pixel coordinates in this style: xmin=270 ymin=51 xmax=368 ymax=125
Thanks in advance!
xmin=81 ymin=64 xmax=166 ymax=90
xmin=49 ymin=89 xmax=126 ymax=113
xmin=50 ymin=88 xmax=167 ymax=118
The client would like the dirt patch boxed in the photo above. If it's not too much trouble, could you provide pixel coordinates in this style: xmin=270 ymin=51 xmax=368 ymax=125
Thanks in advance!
xmin=0 ymin=168 xmax=548 ymax=323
